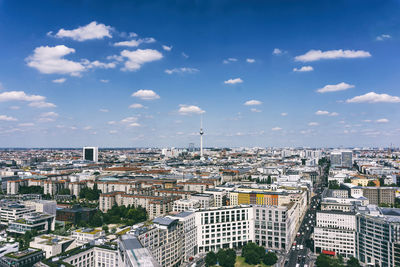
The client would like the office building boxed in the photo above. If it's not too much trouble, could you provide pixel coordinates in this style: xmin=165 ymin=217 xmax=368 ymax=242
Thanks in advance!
xmin=83 ymin=147 xmax=98 ymax=162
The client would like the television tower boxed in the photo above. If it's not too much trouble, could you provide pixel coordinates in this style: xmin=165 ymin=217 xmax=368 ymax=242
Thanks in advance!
xmin=200 ymin=116 xmax=204 ymax=160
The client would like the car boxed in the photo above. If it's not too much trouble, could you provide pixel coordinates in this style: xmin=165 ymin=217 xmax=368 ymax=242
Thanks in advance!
xmin=292 ymin=245 xmax=296 ymax=251
xmin=307 ymin=227 xmax=309 ymax=230
xmin=300 ymin=245 xmax=304 ymax=250
xmin=296 ymin=245 xmax=300 ymax=250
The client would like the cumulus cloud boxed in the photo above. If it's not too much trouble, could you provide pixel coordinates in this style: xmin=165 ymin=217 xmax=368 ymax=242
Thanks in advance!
xmin=271 ymin=127 xmax=282 ymax=131
xmin=346 ymin=92 xmax=400 ymax=103
xmin=132 ymin=89 xmax=160 ymax=100
xmin=182 ymin=52 xmax=189 ymax=58
xmin=162 ymin=45 xmax=172 ymax=51
xmin=0 ymin=115 xmax=17 ymax=121
xmin=317 ymin=82 xmax=354 ymax=93
xmin=18 ymin=123 xmax=34 ymax=127
xmin=244 ymin=100 xmax=262 ymax=106
xmin=376 ymin=118 xmax=389 ymax=123
xmin=224 ymin=78 xmax=243 ymax=85
xmin=281 ymin=112 xmax=288 ymax=116
xmin=165 ymin=67 xmax=199 ymax=74
xmin=100 ymin=79 xmax=109 ymax=83
xmin=114 ymin=37 xmax=156 ymax=47
xmin=246 ymin=58 xmax=255 ymax=63
xmin=99 ymin=109 xmax=109 ymax=112
xmin=308 ymin=122 xmax=319 ymax=126
xmin=178 ymin=105 xmax=205 ymax=115
xmin=109 ymin=130 xmax=118 ymax=134
xmin=120 ymin=49 xmax=163 ymax=71
xmin=293 ymin=66 xmax=313 ymax=72
xmin=129 ymin=103 xmax=144 ymax=109
xmin=295 ymin=49 xmax=371 ymax=62
xmin=272 ymin=48 xmax=284 ymax=55
xmin=250 ymin=108 xmax=261 ymax=113
xmin=83 ymin=60 xmax=116 ymax=69
xmin=52 ymin=78 xmax=66 ymax=83
xmin=223 ymin=58 xmax=238 ymax=64
xmin=28 ymin=101 xmax=56 ymax=108
xmin=0 ymin=91 xmax=45 ymax=102
xmin=38 ymin=111 xmax=58 ymax=122
xmin=53 ymin=21 xmax=112 ymax=41
xmin=315 ymin=110 xmax=338 ymax=116
xmin=27 ymin=45 xmax=86 ymax=76
xmin=376 ymin=34 xmax=391 ymax=41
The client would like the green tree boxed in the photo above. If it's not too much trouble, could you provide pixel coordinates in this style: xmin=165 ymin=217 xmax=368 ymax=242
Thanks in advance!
xmin=241 ymin=242 xmax=265 ymax=265
xmin=263 ymin=252 xmax=278 ymax=266
xmin=346 ymin=257 xmax=361 ymax=267
xmin=367 ymin=180 xmax=376 ymax=186
xmin=328 ymin=180 xmax=340 ymax=189
xmin=217 ymin=249 xmax=236 ymax=267
xmin=19 ymin=186 xmax=43 ymax=194
xmin=205 ymin=251 xmax=218 ymax=267
xmin=266 ymin=175 xmax=272 ymax=184
xmin=344 ymin=178 xmax=352 ymax=183
xmin=316 ymin=254 xmax=332 ymax=267
xmin=102 ymin=225 xmax=109 ymax=234
xmin=58 ymin=188 xmax=71 ymax=195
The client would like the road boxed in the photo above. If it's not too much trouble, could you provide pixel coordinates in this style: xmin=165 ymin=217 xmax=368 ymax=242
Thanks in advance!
xmin=285 ymin=184 xmax=323 ymax=267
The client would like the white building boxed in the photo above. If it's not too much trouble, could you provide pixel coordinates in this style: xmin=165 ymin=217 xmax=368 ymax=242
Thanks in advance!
xmin=195 ymin=206 xmax=254 ymax=253
xmin=71 ymin=228 xmax=105 ymax=245
xmin=83 ymin=146 xmax=98 ymax=162
xmin=314 ymin=210 xmax=356 ymax=258
xmin=30 ymin=234 xmax=76 ymax=258
xmin=173 ymin=199 xmax=201 ymax=212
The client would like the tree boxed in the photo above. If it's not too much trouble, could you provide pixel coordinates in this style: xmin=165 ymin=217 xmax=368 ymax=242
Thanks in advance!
xmin=102 ymin=225 xmax=109 ymax=234
xmin=346 ymin=257 xmax=361 ymax=267
xmin=266 ymin=175 xmax=272 ymax=184
xmin=328 ymin=180 xmax=340 ymax=189
xmin=316 ymin=254 xmax=332 ymax=267
xmin=58 ymin=188 xmax=71 ymax=195
xmin=19 ymin=186 xmax=43 ymax=194
xmin=241 ymin=242 xmax=265 ymax=265
xmin=205 ymin=251 xmax=218 ymax=267
xmin=344 ymin=178 xmax=352 ymax=183
xmin=263 ymin=252 xmax=278 ymax=266
xmin=367 ymin=181 xmax=376 ymax=186
xmin=217 ymin=249 xmax=236 ymax=267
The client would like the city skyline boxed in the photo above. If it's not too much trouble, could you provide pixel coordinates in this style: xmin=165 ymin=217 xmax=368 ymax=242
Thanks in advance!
xmin=0 ymin=0 xmax=399 ymax=147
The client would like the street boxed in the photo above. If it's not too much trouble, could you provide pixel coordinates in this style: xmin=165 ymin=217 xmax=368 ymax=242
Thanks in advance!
xmin=285 ymin=184 xmax=323 ymax=267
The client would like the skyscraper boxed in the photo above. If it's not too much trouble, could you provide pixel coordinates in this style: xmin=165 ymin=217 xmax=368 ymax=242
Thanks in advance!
xmin=83 ymin=147 xmax=98 ymax=162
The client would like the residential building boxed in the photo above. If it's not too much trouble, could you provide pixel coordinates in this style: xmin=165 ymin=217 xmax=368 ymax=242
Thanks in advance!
xmin=29 ymin=234 xmax=76 ymax=258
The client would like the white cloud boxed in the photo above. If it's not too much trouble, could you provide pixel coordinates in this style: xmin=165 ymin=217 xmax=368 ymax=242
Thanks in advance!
xmin=272 ymin=48 xmax=283 ymax=55
xmin=128 ymin=123 xmax=141 ymax=127
xmin=52 ymin=78 xmax=66 ymax=83
xmin=363 ymin=119 xmax=372 ymax=123
xmin=244 ymin=100 xmax=262 ymax=106
xmin=281 ymin=112 xmax=288 ymax=116
xmin=120 ymin=49 xmax=163 ymax=71
xmin=330 ymin=112 xmax=339 ymax=116
xmin=376 ymin=34 xmax=391 ymax=41
xmin=178 ymin=105 xmax=205 ymax=115
xmin=40 ymin=111 xmax=58 ymax=118
xmin=293 ymin=66 xmax=313 ymax=72
xmin=223 ymin=58 xmax=238 ymax=64
xmin=246 ymin=58 xmax=255 ymax=63
xmin=0 ymin=91 xmax=45 ymax=102
xmin=18 ymin=123 xmax=34 ymax=127
xmin=54 ymin=21 xmax=112 ymax=41
xmin=83 ymin=126 xmax=92 ymax=130
xmin=83 ymin=60 xmax=116 ymax=69
xmin=182 ymin=52 xmax=189 ymax=58
xmin=114 ymin=37 xmax=156 ymax=47
xmin=107 ymin=121 xmax=116 ymax=125
xmin=109 ymin=130 xmax=118 ymax=134
xmin=132 ymin=89 xmax=160 ymax=100
xmin=317 ymin=82 xmax=354 ymax=93
xmin=315 ymin=110 xmax=330 ymax=115
xmin=99 ymin=109 xmax=109 ymax=112
xmin=129 ymin=103 xmax=144 ymax=109
xmin=346 ymin=92 xmax=400 ymax=103
xmin=162 ymin=45 xmax=172 ymax=51
xmin=9 ymin=106 xmax=20 ymax=110
xmin=224 ymin=78 xmax=243 ymax=85
xmin=165 ymin=67 xmax=199 ymax=74
xmin=376 ymin=118 xmax=389 ymax=123
xmin=27 ymin=45 xmax=85 ymax=76
xmin=100 ymin=79 xmax=109 ymax=83
xmin=0 ymin=115 xmax=17 ymax=121
xmin=271 ymin=127 xmax=282 ymax=131
xmin=250 ymin=108 xmax=261 ymax=113
xmin=28 ymin=101 xmax=56 ymax=108
xmin=295 ymin=49 xmax=371 ymax=62
xmin=308 ymin=122 xmax=319 ymax=126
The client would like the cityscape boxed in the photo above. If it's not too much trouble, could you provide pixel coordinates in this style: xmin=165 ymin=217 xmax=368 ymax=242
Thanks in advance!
xmin=0 ymin=1 xmax=400 ymax=267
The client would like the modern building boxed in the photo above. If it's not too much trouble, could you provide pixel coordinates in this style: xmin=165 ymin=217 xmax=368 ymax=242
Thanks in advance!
xmin=0 ymin=248 xmax=45 ymax=267
xmin=118 ymin=234 xmax=160 ymax=267
xmin=83 ymin=147 xmax=98 ymax=162
xmin=8 ymin=212 xmax=55 ymax=234
xmin=29 ymin=234 xmax=76 ymax=258
xmin=173 ymin=199 xmax=201 ymax=212
xmin=55 ymin=204 xmax=96 ymax=224
xmin=314 ymin=210 xmax=357 ymax=258
xmin=71 ymin=228 xmax=105 ymax=245
xmin=362 ymin=187 xmax=397 ymax=205
xmin=168 ymin=211 xmax=197 ymax=261
xmin=195 ymin=206 xmax=254 ymax=253
xmin=0 ymin=202 xmax=34 ymax=225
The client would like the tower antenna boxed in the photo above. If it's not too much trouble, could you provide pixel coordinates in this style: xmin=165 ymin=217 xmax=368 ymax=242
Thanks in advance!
xmin=200 ymin=114 xmax=204 ymax=161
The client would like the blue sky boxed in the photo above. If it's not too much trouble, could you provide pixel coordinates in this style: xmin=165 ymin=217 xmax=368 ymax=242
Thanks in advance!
xmin=0 ymin=0 xmax=399 ymax=148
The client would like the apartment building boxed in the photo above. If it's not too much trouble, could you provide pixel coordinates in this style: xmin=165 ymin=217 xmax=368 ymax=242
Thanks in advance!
xmin=191 ymin=193 xmax=214 ymax=209
xmin=173 ymin=199 xmax=201 ymax=212
xmin=362 ymin=187 xmax=397 ymax=205
xmin=168 ymin=211 xmax=197 ymax=261
xmin=195 ymin=206 xmax=254 ymax=253
xmin=314 ymin=210 xmax=356 ymax=258
xmin=30 ymin=234 xmax=76 ymax=258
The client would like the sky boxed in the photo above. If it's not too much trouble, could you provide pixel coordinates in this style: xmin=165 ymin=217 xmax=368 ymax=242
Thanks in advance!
xmin=0 ymin=0 xmax=399 ymax=148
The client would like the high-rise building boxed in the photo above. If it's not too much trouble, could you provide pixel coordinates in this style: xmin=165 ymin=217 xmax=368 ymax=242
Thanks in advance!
xmin=83 ymin=147 xmax=98 ymax=162
xmin=341 ymin=150 xmax=353 ymax=168
xmin=330 ymin=151 xmax=342 ymax=167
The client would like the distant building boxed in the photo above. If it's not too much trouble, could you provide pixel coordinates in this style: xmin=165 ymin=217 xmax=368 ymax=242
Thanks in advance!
xmin=71 ymin=228 xmax=104 ymax=245
xmin=0 ymin=248 xmax=44 ymax=267
xmin=56 ymin=205 xmax=96 ymax=224
xmin=83 ymin=147 xmax=98 ymax=162
xmin=330 ymin=150 xmax=353 ymax=168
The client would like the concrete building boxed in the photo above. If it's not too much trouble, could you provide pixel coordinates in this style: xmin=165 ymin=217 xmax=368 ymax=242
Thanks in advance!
xmin=195 ymin=206 xmax=254 ymax=253
xmin=362 ymin=187 xmax=397 ymax=205
xmin=71 ymin=228 xmax=105 ymax=245
xmin=168 ymin=211 xmax=197 ymax=261
xmin=314 ymin=210 xmax=356 ymax=258
xmin=29 ymin=234 xmax=76 ymax=258
xmin=8 ymin=212 xmax=55 ymax=234
xmin=0 ymin=202 xmax=35 ymax=225
xmin=83 ymin=147 xmax=98 ymax=162
xmin=191 ymin=193 xmax=214 ymax=209
xmin=173 ymin=199 xmax=201 ymax=212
